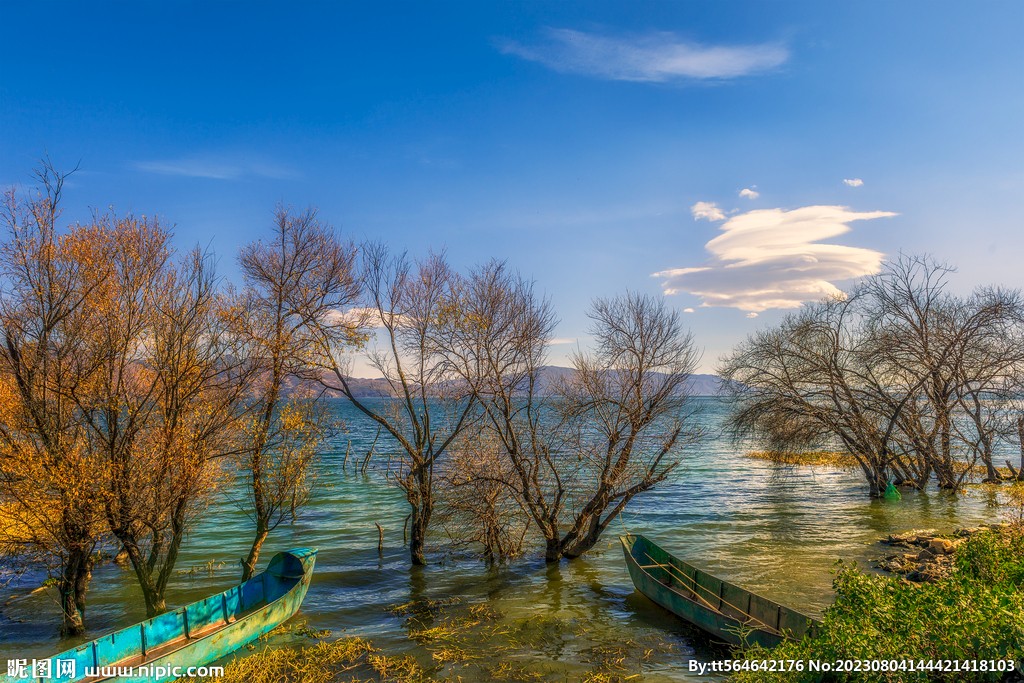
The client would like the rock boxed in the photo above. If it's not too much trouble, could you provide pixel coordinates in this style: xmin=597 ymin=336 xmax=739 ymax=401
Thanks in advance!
xmin=928 ymin=539 xmax=954 ymax=554
xmin=916 ymin=549 xmax=935 ymax=561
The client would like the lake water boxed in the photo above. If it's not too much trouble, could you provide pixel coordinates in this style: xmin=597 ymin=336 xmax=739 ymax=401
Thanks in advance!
xmin=0 ymin=398 xmax=1013 ymax=681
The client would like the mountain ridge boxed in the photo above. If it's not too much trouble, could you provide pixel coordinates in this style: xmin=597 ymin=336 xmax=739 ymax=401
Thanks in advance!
xmin=299 ymin=366 xmax=724 ymax=398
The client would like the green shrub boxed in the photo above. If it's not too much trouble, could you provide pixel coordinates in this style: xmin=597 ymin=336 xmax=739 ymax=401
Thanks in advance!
xmin=732 ymin=525 xmax=1024 ymax=682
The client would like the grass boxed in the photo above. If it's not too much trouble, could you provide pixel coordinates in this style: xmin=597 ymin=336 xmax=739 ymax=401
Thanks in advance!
xmin=744 ymin=451 xmax=861 ymax=468
xmin=177 ymin=638 xmax=401 ymax=683
xmin=180 ymin=595 xmax=679 ymax=683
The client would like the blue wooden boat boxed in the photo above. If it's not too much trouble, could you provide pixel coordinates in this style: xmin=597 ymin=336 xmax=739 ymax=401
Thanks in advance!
xmin=620 ymin=535 xmax=818 ymax=648
xmin=1 ymin=548 xmax=316 ymax=683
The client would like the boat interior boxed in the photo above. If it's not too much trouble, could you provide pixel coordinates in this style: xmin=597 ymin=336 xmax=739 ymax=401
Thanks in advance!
xmin=624 ymin=535 xmax=816 ymax=641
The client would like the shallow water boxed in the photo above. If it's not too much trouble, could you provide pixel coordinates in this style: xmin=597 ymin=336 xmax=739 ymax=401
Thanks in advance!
xmin=0 ymin=398 xmax=1012 ymax=681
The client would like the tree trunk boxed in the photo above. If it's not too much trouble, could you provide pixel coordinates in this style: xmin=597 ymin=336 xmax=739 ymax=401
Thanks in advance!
xmin=544 ymin=537 xmax=562 ymax=563
xmin=937 ymin=415 xmax=958 ymax=489
xmin=241 ymin=519 xmax=270 ymax=582
xmin=409 ymin=505 xmax=428 ymax=566
xmin=982 ymin=454 xmax=1000 ymax=483
xmin=120 ymin=541 xmax=169 ymax=617
xmin=140 ymin=585 xmax=167 ymax=617
xmin=1018 ymin=417 xmax=1024 ymax=473
xmin=863 ymin=462 xmax=883 ymax=498
xmin=59 ymin=546 xmax=92 ymax=636
xmin=562 ymin=529 xmax=600 ymax=559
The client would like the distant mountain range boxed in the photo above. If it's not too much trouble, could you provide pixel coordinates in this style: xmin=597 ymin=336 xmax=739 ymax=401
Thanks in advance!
xmin=304 ymin=366 xmax=724 ymax=398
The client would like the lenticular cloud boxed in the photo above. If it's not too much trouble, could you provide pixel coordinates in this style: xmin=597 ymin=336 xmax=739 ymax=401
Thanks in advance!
xmin=652 ymin=205 xmax=896 ymax=312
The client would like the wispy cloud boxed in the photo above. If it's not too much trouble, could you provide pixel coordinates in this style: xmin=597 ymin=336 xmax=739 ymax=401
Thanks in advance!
xmin=653 ymin=205 xmax=897 ymax=312
xmin=739 ymin=188 xmax=759 ymax=199
xmin=843 ymin=178 xmax=863 ymax=187
xmin=691 ymin=201 xmax=726 ymax=221
xmin=497 ymin=29 xmax=788 ymax=82
xmin=135 ymin=158 xmax=297 ymax=180
xmin=683 ymin=308 xmax=695 ymax=313
xmin=549 ymin=338 xmax=577 ymax=345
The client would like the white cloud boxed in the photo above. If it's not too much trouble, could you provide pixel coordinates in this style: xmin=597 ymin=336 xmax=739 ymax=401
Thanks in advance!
xmin=683 ymin=308 xmax=694 ymax=313
xmin=497 ymin=29 xmax=788 ymax=82
xmin=135 ymin=158 xmax=296 ymax=180
xmin=843 ymin=178 xmax=864 ymax=187
xmin=746 ymin=312 xmax=758 ymax=318
xmin=653 ymin=205 xmax=897 ymax=312
xmin=691 ymin=201 xmax=726 ymax=222
xmin=549 ymin=338 xmax=577 ymax=345
xmin=739 ymin=188 xmax=760 ymax=199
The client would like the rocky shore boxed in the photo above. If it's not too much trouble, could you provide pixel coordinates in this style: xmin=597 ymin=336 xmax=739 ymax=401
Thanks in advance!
xmin=874 ymin=522 xmax=1013 ymax=583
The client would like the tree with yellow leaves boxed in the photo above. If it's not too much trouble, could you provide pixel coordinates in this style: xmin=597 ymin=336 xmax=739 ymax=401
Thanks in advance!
xmin=3 ymin=156 xmax=253 ymax=622
xmin=0 ymin=158 xmax=110 ymax=634
xmin=54 ymin=210 xmax=248 ymax=617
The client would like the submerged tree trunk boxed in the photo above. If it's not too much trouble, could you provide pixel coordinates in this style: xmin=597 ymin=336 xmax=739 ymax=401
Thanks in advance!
xmin=858 ymin=458 xmax=887 ymax=498
xmin=116 ymin=507 xmax=189 ymax=617
xmin=1018 ymin=417 xmax=1024 ymax=474
xmin=121 ymin=540 xmax=168 ymax=617
xmin=59 ymin=544 xmax=93 ymax=636
xmin=409 ymin=502 xmax=430 ymax=566
xmin=544 ymin=537 xmax=562 ymax=564
xmin=241 ymin=519 xmax=270 ymax=582
xmin=562 ymin=518 xmax=603 ymax=560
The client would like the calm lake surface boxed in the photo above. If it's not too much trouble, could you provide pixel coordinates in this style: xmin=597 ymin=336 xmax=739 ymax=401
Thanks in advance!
xmin=0 ymin=398 xmax=1013 ymax=681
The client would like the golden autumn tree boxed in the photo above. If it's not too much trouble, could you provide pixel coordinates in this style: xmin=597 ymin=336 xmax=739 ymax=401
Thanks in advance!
xmin=0 ymin=160 xmax=112 ymax=635
xmin=60 ymin=214 xmax=250 ymax=617
xmin=233 ymin=205 xmax=361 ymax=581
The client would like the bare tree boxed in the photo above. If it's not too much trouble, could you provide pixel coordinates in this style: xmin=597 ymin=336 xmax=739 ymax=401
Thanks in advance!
xmin=862 ymin=257 xmax=1023 ymax=489
xmin=951 ymin=289 xmax=1024 ymax=482
xmin=441 ymin=274 xmax=701 ymax=562
xmin=233 ymin=206 xmax=357 ymax=581
xmin=435 ymin=427 xmax=531 ymax=561
xmin=720 ymin=254 xmax=1024 ymax=495
xmin=431 ymin=261 xmax=555 ymax=561
xmin=552 ymin=293 xmax=702 ymax=559
xmin=315 ymin=245 xmax=476 ymax=566
xmin=719 ymin=293 xmax=921 ymax=497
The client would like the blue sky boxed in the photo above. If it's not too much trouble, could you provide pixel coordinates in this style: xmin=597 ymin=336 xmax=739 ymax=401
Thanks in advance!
xmin=2 ymin=1 xmax=1022 ymax=375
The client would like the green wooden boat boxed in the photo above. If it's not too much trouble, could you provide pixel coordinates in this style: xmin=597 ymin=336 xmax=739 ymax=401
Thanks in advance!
xmin=1 ymin=548 xmax=316 ymax=683
xmin=620 ymin=535 xmax=818 ymax=648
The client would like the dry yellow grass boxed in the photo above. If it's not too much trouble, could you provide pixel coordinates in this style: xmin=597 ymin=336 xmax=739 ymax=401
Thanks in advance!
xmin=177 ymin=637 xmax=427 ymax=683
xmin=744 ymin=451 xmax=860 ymax=468
xmin=179 ymin=597 xmax=676 ymax=683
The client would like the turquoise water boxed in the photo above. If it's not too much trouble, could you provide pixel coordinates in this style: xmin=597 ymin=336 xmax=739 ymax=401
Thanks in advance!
xmin=0 ymin=398 xmax=1011 ymax=681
